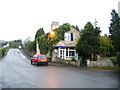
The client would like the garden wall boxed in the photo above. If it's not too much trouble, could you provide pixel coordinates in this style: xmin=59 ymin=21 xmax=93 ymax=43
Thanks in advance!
xmin=53 ymin=57 xmax=80 ymax=67
xmin=87 ymin=58 xmax=114 ymax=67
xmin=53 ymin=57 xmax=114 ymax=68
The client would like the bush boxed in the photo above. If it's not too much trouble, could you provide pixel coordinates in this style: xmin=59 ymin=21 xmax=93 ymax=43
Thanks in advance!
xmin=27 ymin=41 xmax=36 ymax=52
xmin=0 ymin=47 xmax=9 ymax=59
xmin=110 ymin=52 xmax=120 ymax=67
xmin=0 ymin=48 xmax=2 ymax=58
xmin=110 ymin=57 xmax=118 ymax=66
xmin=71 ymin=57 xmax=76 ymax=61
xmin=116 ymin=52 xmax=120 ymax=67
xmin=46 ymin=51 xmax=51 ymax=60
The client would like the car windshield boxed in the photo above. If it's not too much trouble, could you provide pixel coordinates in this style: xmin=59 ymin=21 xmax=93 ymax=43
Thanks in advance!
xmin=38 ymin=55 xmax=46 ymax=58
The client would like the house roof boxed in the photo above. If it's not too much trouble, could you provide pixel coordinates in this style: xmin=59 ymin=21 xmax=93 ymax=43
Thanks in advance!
xmin=56 ymin=41 xmax=77 ymax=47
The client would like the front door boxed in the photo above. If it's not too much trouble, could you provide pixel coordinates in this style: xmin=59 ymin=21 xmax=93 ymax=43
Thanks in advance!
xmin=60 ymin=49 xmax=65 ymax=59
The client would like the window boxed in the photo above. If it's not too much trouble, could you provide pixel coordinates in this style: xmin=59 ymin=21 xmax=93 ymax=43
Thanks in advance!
xmin=59 ymin=49 xmax=65 ymax=59
xmin=60 ymin=50 xmax=62 ymax=57
xmin=64 ymin=33 xmax=70 ymax=41
xmin=69 ymin=51 xmax=74 ymax=56
xmin=64 ymin=32 xmax=74 ymax=41
xmin=66 ymin=48 xmax=75 ymax=57
xmin=33 ymin=55 xmax=37 ymax=58
xmin=38 ymin=55 xmax=46 ymax=58
xmin=71 ymin=33 xmax=73 ymax=41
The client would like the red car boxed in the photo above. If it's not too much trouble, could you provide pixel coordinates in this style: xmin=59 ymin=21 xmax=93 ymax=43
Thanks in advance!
xmin=30 ymin=54 xmax=49 ymax=65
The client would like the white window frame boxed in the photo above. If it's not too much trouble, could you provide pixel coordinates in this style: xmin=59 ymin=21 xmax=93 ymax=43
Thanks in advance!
xmin=66 ymin=48 xmax=76 ymax=57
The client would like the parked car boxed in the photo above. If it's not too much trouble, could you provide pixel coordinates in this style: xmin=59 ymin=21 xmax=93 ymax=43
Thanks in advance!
xmin=30 ymin=54 xmax=49 ymax=65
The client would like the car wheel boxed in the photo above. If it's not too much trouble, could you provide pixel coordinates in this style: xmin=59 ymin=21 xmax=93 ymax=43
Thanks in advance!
xmin=31 ymin=61 xmax=33 ymax=65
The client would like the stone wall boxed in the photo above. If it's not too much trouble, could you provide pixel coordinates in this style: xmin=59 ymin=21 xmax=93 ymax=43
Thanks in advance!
xmin=53 ymin=57 xmax=114 ymax=68
xmin=53 ymin=57 xmax=80 ymax=67
xmin=87 ymin=58 xmax=114 ymax=67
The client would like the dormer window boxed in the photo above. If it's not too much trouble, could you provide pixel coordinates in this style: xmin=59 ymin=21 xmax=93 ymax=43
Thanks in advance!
xmin=64 ymin=32 xmax=74 ymax=41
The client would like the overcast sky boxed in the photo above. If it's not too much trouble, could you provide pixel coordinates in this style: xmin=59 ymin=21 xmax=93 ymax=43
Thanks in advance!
xmin=0 ymin=0 xmax=119 ymax=41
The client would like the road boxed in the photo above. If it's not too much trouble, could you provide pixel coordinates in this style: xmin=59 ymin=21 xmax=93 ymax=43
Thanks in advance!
xmin=0 ymin=48 xmax=118 ymax=88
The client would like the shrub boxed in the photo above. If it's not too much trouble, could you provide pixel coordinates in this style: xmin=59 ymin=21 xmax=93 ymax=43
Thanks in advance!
xmin=0 ymin=47 xmax=9 ymax=59
xmin=110 ymin=57 xmax=118 ymax=66
xmin=46 ymin=50 xmax=51 ymax=60
xmin=116 ymin=52 xmax=120 ymax=67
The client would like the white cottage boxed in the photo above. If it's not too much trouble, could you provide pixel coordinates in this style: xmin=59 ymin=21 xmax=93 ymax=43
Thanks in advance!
xmin=52 ymin=28 xmax=80 ymax=61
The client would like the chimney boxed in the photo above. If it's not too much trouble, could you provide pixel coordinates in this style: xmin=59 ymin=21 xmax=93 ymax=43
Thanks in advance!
xmin=51 ymin=22 xmax=59 ymax=30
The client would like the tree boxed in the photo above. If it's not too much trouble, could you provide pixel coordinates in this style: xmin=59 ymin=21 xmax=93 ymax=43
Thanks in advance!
xmin=38 ymin=34 xmax=48 ymax=54
xmin=35 ymin=28 xmax=46 ymax=54
xmin=9 ymin=39 xmax=22 ymax=48
xmin=109 ymin=9 xmax=120 ymax=52
xmin=9 ymin=42 xmax=16 ymax=48
xmin=99 ymin=35 xmax=114 ymax=57
xmin=23 ymin=40 xmax=36 ymax=56
xmin=35 ymin=28 xmax=45 ymax=40
xmin=71 ymin=25 xmax=80 ymax=32
xmin=27 ymin=40 xmax=36 ymax=52
xmin=76 ymin=22 xmax=101 ymax=60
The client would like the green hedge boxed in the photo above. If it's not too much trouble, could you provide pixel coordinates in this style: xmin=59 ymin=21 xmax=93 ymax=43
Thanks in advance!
xmin=110 ymin=52 xmax=120 ymax=67
xmin=0 ymin=47 xmax=9 ymax=59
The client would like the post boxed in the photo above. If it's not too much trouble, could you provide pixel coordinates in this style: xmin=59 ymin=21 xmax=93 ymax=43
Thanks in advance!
xmin=36 ymin=40 xmax=40 ymax=54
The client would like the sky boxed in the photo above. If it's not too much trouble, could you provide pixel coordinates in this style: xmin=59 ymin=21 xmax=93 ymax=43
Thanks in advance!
xmin=0 ymin=0 xmax=119 ymax=41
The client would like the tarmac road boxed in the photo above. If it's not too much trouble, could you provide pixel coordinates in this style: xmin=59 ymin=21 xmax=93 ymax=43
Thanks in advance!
xmin=0 ymin=48 xmax=119 ymax=88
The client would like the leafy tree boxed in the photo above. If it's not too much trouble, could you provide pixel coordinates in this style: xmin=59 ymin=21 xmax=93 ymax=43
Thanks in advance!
xmin=109 ymin=9 xmax=120 ymax=52
xmin=14 ymin=39 xmax=22 ymax=43
xmin=35 ymin=28 xmax=46 ymax=54
xmin=27 ymin=40 xmax=36 ymax=52
xmin=38 ymin=34 xmax=48 ymax=54
xmin=23 ymin=40 xmax=36 ymax=56
xmin=9 ymin=39 xmax=22 ymax=48
xmin=71 ymin=25 xmax=80 ymax=32
xmin=76 ymin=22 xmax=101 ymax=60
xmin=35 ymin=28 xmax=45 ymax=40
xmin=99 ymin=35 xmax=114 ymax=57
xmin=9 ymin=42 xmax=15 ymax=48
